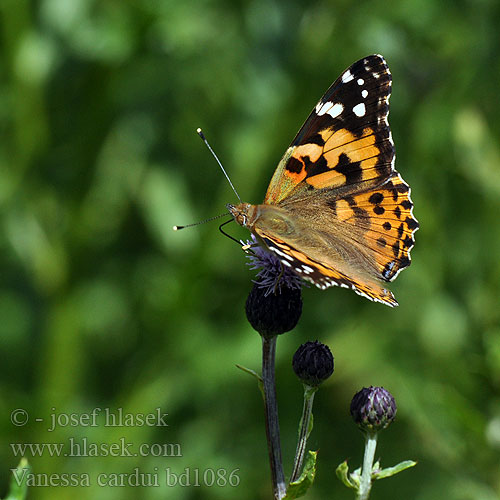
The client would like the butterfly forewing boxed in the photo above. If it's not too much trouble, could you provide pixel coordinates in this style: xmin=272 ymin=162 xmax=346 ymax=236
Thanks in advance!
xmin=264 ymin=55 xmax=394 ymax=205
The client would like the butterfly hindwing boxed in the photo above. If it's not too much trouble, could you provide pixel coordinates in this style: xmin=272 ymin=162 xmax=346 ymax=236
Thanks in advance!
xmin=332 ymin=173 xmax=419 ymax=283
xmin=264 ymin=55 xmax=394 ymax=204
xmin=257 ymin=233 xmax=399 ymax=306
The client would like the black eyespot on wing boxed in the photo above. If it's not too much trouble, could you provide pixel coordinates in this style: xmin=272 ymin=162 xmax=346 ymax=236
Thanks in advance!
xmin=286 ymin=157 xmax=303 ymax=174
xmin=369 ymin=192 xmax=384 ymax=204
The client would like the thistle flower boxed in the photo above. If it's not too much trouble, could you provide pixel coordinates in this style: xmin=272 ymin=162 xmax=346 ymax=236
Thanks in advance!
xmin=244 ymin=235 xmax=303 ymax=297
xmin=350 ymin=386 xmax=397 ymax=432
xmin=245 ymin=281 xmax=302 ymax=338
xmin=292 ymin=341 xmax=334 ymax=387
xmin=244 ymin=236 xmax=303 ymax=338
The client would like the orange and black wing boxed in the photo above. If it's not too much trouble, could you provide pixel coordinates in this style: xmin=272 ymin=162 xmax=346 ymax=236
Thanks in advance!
xmin=264 ymin=55 xmax=394 ymax=204
xmin=256 ymin=55 xmax=418 ymax=306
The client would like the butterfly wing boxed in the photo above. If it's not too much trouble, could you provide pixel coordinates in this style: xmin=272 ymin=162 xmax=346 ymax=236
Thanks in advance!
xmin=254 ymin=55 xmax=418 ymax=306
xmin=254 ymin=229 xmax=400 ymax=306
xmin=264 ymin=54 xmax=394 ymax=204
xmin=253 ymin=172 xmax=418 ymax=306
xmin=337 ymin=172 xmax=419 ymax=283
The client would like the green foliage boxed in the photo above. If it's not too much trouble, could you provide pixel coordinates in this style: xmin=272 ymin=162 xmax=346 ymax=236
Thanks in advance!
xmin=236 ymin=364 xmax=264 ymax=397
xmin=336 ymin=457 xmax=417 ymax=495
xmin=336 ymin=460 xmax=359 ymax=491
xmin=1 ymin=0 xmax=500 ymax=499
xmin=285 ymin=451 xmax=317 ymax=499
xmin=3 ymin=459 xmax=29 ymax=500
xmin=372 ymin=459 xmax=417 ymax=480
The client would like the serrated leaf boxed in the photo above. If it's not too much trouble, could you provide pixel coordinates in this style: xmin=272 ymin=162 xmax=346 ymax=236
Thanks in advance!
xmin=284 ymin=451 xmax=317 ymax=499
xmin=4 ymin=459 xmax=30 ymax=500
xmin=335 ymin=460 xmax=358 ymax=490
xmin=373 ymin=460 xmax=417 ymax=480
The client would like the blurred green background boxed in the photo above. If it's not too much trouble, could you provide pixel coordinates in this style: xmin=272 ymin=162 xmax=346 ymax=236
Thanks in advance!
xmin=1 ymin=0 xmax=500 ymax=499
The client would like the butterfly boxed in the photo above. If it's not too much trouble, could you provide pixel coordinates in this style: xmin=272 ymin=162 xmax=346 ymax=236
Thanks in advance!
xmin=228 ymin=55 xmax=419 ymax=306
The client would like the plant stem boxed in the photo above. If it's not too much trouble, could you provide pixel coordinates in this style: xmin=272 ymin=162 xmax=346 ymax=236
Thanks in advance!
xmin=261 ymin=336 xmax=286 ymax=499
xmin=357 ymin=431 xmax=378 ymax=500
xmin=290 ymin=385 xmax=317 ymax=483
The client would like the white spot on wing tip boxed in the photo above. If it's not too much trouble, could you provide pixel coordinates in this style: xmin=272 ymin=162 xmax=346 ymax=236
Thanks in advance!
xmin=316 ymin=101 xmax=332 ymax=116
xmin=317 ymin=101 xmax=343 ymax=119
xmin=327 ymin=103 xmax=343 ymax=118
xmin=315 ymin=101 xmax=327 ymax=115
xmin=361 ymin=89 xmax=368 ymax=98
xmin=352 ymin=102 xmax=366 ymax=117
xmin=341 ymin=69 xmax=354 ymax=83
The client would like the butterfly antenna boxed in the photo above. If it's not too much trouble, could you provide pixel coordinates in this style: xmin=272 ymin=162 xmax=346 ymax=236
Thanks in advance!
xmin=173 ymin=212 xmax=230 ymax=231
xmin=197 ymin=128 xmax=242 ymax=203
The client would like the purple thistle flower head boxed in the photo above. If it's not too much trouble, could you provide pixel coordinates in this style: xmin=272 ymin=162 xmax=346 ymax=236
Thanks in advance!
xmin=243 ymin=235 xmax=303 ymax=338
xmin=244 ymin=235 xmax=303 ymax=296
xmin=350 ymin=386 xmax=397 ymax=433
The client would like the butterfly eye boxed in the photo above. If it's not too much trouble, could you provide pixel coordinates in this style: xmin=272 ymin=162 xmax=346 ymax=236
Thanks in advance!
xmin=227 ymin=204 xmax=246 ymax=226
xmin=228 ymin=202 xmax=256 ymax=228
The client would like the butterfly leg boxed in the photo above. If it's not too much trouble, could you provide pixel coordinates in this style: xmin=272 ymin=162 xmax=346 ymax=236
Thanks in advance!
xmin=241 ymin=242 xmax=262 ymax=256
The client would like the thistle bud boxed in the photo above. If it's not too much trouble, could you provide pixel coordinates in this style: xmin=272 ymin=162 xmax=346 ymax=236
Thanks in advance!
xmin=350 ymin=386 xmax=397 ymax=432
xmin=292 ymin=340 xmax=334 ymax=386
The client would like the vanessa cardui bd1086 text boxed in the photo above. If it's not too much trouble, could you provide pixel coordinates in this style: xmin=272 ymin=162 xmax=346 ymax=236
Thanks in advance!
xmin=228 ymin=55 xmax=419 ymax=306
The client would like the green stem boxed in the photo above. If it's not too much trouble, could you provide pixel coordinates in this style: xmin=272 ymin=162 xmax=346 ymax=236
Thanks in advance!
xmin=290 ymin=385 xmax=317 ymax=483
xmin=357 ymin=431 xmax=378 ymax=500
xmin=262 ymin=336 xmax=286 ymax=499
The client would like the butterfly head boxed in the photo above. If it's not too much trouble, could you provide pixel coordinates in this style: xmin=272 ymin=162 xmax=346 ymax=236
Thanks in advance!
xmin=227 ymin=202 xmax=257 ymax=229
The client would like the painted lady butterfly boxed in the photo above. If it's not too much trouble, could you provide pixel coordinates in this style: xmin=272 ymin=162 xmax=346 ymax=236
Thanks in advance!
xmin=228 ymin=55 xmax=419 ymax=307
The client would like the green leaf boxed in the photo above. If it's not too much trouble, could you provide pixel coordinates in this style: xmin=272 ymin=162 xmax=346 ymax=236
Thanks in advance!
xmin=235 ymin=364 xmax=264 ymax=397
xmin=284 ymin=451 xmax=317 ymax=499
xmin=4 ymin=459 xmax=30 ymax=500
xmin=335 ymin=460 xmax=359 ymax=491
xmin=373 ymin=460 xmax=417 ymax=480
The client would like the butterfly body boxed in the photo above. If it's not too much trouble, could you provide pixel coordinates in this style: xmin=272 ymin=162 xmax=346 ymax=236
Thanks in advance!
xmin=229 ymin=55 xmax=419 ymax=307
